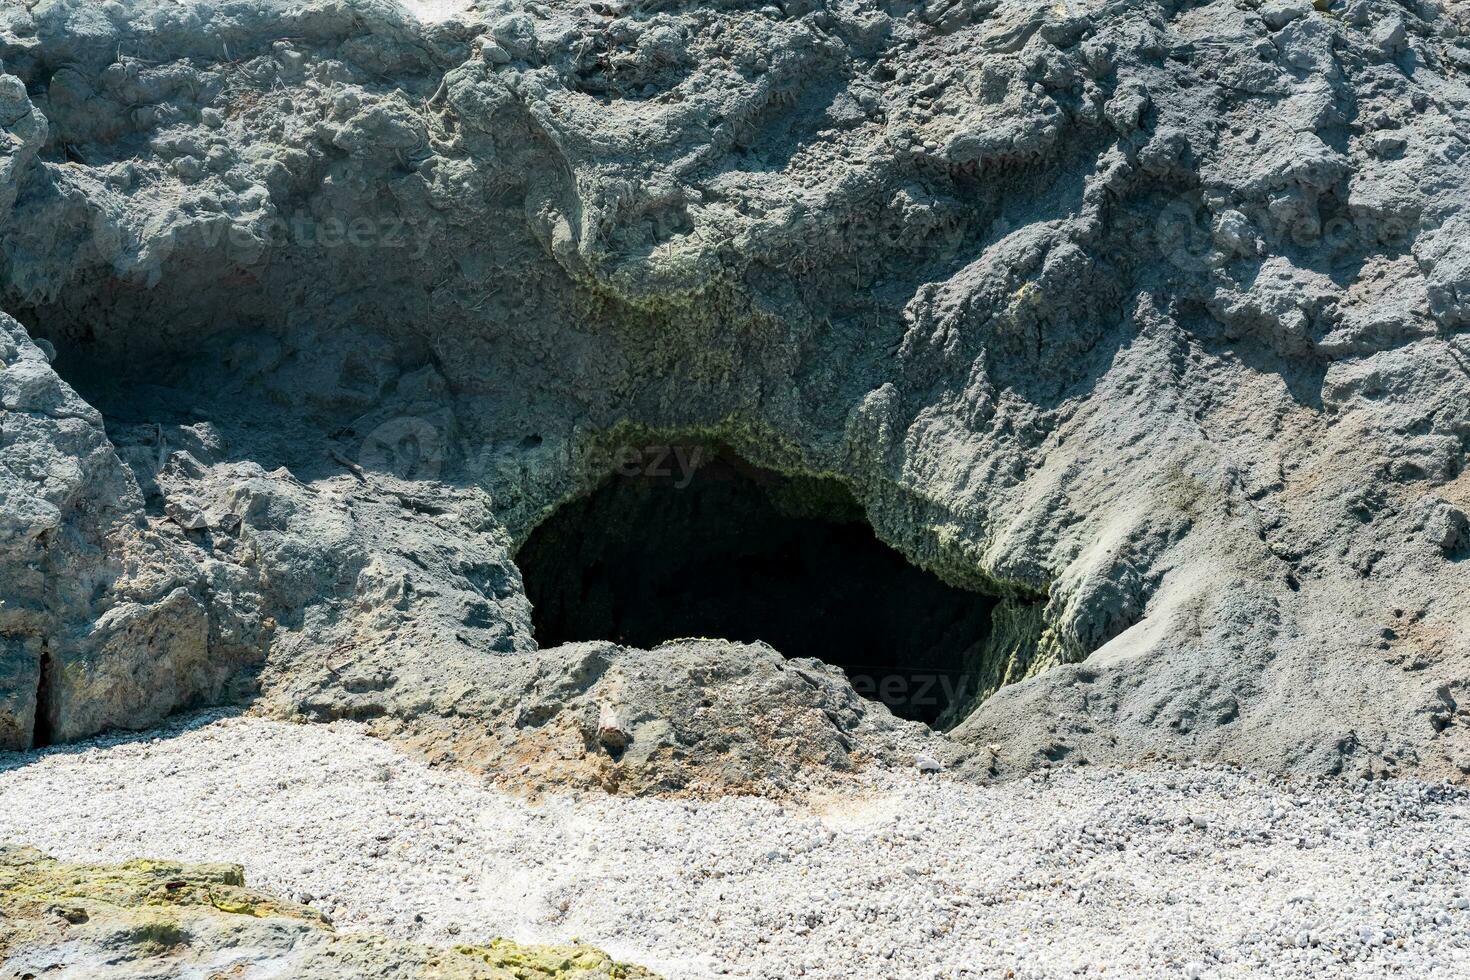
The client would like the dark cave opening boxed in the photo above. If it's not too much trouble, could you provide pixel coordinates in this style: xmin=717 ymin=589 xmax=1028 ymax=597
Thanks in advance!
xmin=516 ymin=448 xmax=995 ymax=726
xmin=32 ymin=647 xmax=53 ymax=750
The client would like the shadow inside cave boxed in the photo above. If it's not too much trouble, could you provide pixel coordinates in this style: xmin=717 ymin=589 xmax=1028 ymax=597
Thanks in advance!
xmin=516 ymin=449 xmax=995 ymax=726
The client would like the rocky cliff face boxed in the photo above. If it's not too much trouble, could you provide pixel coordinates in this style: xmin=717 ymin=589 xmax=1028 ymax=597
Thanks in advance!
xmin=0 ymin=0 xmax=1467 ymax=784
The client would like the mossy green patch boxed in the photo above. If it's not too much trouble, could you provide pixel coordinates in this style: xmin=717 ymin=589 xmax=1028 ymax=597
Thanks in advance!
xmin=0 ymin=846 xmax=662 ymax=978
xmin=453 ymin=937 xmax=658 ymax=979
xmin=936 ymin=599 xmax=1052 ymax=729
xmin=0 ymin=847 xmax=284 ymax=918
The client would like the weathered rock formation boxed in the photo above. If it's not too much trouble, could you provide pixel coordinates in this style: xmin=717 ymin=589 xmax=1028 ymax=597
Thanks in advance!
xmin=1 ymin=0 xmax=1468 ymax=783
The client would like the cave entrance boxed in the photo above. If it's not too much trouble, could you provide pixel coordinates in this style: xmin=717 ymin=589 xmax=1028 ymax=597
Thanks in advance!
xmin=516 ymin=447 xmax=995 ymax=726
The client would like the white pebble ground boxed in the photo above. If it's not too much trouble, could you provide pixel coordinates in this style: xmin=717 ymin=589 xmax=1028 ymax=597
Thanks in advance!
xmin=2 ymin=713 xmax=1467 ymax=979
xmin=399 ymin=0 xmax=481 ymax=23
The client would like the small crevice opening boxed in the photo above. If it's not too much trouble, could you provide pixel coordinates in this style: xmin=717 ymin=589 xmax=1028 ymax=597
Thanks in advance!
xmin=516 ymin=448 xmax=996 ymax=726
xmin=32 ymin=646 xmax=54 ymax=750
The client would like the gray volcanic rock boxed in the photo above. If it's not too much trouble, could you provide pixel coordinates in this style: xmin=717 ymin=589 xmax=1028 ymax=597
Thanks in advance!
xmin=0 ymin=0 xmax=1467 ymax=784
xmin=393 ymin=639 xmax=944 ymax=797
xmin=0 ymin=312 xmax=261 ymax=749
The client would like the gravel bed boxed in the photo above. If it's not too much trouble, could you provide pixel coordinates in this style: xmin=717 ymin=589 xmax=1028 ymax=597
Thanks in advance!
xmin=400 ymin=0 xmax=478 ymax=22
xmin=2 ymin=712 xmax=1467 ymax=979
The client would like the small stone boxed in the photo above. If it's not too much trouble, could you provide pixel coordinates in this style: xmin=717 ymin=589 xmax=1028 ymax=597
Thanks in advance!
xmin=479 ymin=41 xmax=511 ymax=64
xmin=1425 ymin=505 xmax=1468 ymax=553
xmin=0 ymin=73 xmax=30 ymax=121
xmin=597 ymin=704 xmax=631 ymax=753
xmin=1372 ymin=17 xmax=1408 ymax=56
xmin=1261 ymin=0 xmax=1312 ymax=29
xmin=1213 ymin=209 xmax=1256 ymax=255
xmin=172 ymin=155 xmax=204 ymax=181
xmin=1373 ymin=135 xmax=1407 ymax=157
xmin=165 ymin=495 xmax=211 ymax=531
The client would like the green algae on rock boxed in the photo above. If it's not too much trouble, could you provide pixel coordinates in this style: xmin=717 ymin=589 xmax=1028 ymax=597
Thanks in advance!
xmin=0 ymin=846 xmax=659 ymax=980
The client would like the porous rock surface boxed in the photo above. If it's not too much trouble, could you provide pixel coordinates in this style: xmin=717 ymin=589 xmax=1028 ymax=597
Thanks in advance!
xmin=0 ymin=0 xmax=1468 ymax=782
xmin=0 ymin=844 xmax=658 ymax=979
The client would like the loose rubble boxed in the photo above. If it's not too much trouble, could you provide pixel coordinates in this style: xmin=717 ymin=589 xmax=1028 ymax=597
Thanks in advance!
xmin=2 ymin=713 xmax=1467 ymax=979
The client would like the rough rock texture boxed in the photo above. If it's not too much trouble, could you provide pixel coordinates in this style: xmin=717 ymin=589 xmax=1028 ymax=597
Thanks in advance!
xmin=393 ymin=640 xmax=942 ymax=797
xmin=0 ymin=312 xmax=263 ymax=750
xmin=0 ymin=0 xmax=1468 ymax=782
xmin=0 ymin=845 xmax=658 ymax=979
